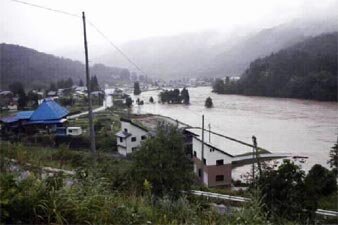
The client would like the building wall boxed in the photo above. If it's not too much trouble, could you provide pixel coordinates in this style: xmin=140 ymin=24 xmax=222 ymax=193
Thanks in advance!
xmin=192 ymin=137 xmax=233 ymax=187
xmin=117 ymin=121 xmax=148 ymax=156
xmin=192 ymin=157 xmax=232 ymax=187
xmin=192 ymin=137 xmax=233 ymax=165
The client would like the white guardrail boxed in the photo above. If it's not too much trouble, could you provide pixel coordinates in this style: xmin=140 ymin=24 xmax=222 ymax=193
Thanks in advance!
xmin=189 ymin=190 xmax=338 ymax=217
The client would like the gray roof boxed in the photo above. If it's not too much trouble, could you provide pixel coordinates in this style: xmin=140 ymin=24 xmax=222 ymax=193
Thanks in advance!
xmin=115 ymin=130 xmax=132 ymax=138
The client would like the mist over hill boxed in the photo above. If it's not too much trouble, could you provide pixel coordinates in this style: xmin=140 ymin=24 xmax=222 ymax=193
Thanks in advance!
xmin=97 ymin=15 xmax=338 ymax=80
xmin=0 ymin=44 xmax=131 ymax=89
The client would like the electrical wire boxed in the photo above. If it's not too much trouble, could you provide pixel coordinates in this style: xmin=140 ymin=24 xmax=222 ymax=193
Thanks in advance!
xmin=9 ymin=0 xmax=148 ymax=75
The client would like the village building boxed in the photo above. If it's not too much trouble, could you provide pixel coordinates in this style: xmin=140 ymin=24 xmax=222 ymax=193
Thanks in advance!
xmin=186 ymin=128 xmax=291 ymax=188
xmin=0 ymin=98 xmax=69 ymax=135
xmin=191 ymin=136 xmax=233 ymax=187
xmin=0 ymin=91 xmax=17 ymax=111
xmin=114 ymin=115 xmax=291 ymax=187
xmin=115 ymin=118 xmax=149 ymax=156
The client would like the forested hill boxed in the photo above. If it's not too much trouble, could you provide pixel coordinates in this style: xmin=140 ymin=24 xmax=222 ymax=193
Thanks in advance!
xmin=0 ymin=44 xmax=131 ymax=89
xmin=213 ymin=32 xmax=338 ymax=101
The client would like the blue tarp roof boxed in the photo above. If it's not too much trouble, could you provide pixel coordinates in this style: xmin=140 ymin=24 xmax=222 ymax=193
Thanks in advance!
xmin=16 ymin=111 xmax=34 ymax=120
xmin=30 ymin=99 xmax=69 ymax=121
xmin=25 ymin=119 xmax=66 ymax=125
xmin=0 ymin=116 xmax=18 ymax=123
xmin=0 ymin=111 xmax=34 ymax=123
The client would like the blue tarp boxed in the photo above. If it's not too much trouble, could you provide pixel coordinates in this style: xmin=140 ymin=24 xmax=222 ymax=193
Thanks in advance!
xmin=16 ymin=111 xmax=34 ymax=120
xmin=30 ymin=99 xmax=69 ymax=121
xmin=25 ymin=119 xmax=65 ymax=125
xmin=0 ymin=111 xmax=33 ymax=123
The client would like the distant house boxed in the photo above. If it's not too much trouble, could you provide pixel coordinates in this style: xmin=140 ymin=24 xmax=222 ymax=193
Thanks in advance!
xmin=0 ymin=91 xmax=16 ymax=110
xmin=47 ymin=91 xmax=57 ymax=97
xmin=115 ymin=118 xmax=149 ymax=156
xmin=74 ymin=86 xmax=87 ymax=92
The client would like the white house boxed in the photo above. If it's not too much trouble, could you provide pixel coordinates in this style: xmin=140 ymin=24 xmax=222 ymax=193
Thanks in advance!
xmin=192 ymin=136 xmax=233 ymax=187
xmin=115 ymin=118 xmax=149 ymax=156
xmin=189 ymin=128 xmax=292 ymax=187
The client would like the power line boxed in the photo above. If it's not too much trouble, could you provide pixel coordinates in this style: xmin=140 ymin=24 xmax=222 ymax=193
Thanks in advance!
xmin=87 ymin=21 xmax=148 ymax=75
xmin=9 ymin=0 xmax=148 ymax=76
xmin=10 ymin=0 xmax=80 ymax=18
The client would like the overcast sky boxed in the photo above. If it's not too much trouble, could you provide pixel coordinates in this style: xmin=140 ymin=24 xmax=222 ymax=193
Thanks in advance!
xmin=1 ymin=0 xmax=337 ymax=58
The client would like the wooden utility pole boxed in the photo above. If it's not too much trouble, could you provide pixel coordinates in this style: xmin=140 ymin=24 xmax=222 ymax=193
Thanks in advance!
xmin=252 ymin=136 xmax=262 ymax=177
xmin=82 ymin=11 xmax=96 ymax=154
xmin=208 ymin=123 xmax=211 ymax=143
xmin=252 ymin=137 xmax=255 ymax=182
xmin=201 ymin=115 xmax=205 ymax=185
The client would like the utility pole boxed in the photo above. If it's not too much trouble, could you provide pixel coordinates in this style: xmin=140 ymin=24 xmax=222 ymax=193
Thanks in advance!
xmin=252 ymin=136 xmax=262 ymax=177
xmin=252 ymin=136 xmax=255 ymax=183
xmin=208 ymin=123 xmax=211 ymax=143
xmin=201 ymin=115 xmax=205 ymax=185
xmin=82 ymin=11 xmax=96 ymax=155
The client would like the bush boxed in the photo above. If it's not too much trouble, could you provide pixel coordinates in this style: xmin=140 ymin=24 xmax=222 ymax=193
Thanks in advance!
xmin=305 ymin=164 xmax=337 ymax=197
xmin=131 ymin=123 xmax=194 ymax=199
xmin=205 ymin=97 xmax=213 ymax=108
xmin=257 ymin=160 xmax=311 ymax=222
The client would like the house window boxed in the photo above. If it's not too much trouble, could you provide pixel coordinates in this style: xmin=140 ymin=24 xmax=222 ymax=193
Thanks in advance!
xmin=210 ymin=148 xmax=215 ymax=152
xmin=198 ymin=169 xmax=202 ymax=177
xmin=216 ymin=159 xmax=224 ymax=166
xmin=193 ymin=151 xmax=197 ymax=157
xmin=119 ymin=137 xmax=123 ymax=143
xmin=141 ymin=135 xmax=147 ymax=140
xmin=132 ymin=147 xmax=138 ymax=152
xmin=203 ymin=158 xmax=206 ymax=165
xmin=216 ymin=175 xmax=224 ymax=182
xmin=131 ymin=137 xmax=137 ymax=142
xmin=69 ymin=130 xmax=72 ymax=133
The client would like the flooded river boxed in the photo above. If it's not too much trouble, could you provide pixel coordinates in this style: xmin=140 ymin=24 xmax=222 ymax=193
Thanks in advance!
xmin=127 ymin=86 xmax=338 ymax=175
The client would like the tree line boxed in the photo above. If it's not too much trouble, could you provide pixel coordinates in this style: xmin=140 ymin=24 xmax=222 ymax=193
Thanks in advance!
xmin=0 ymin=44 xmax=131 ymax=89
xmin=159 ymin=88 xmax=190 ymax=104
xmin=212 ymin=32 xmax=338 ymax=101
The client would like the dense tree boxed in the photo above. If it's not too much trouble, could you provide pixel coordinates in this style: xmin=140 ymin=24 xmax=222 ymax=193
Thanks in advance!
xmin=1 ymin=44 xmax=130 ymax=89
xmin=17 ymin=91 xmax=27 ymax=109
xmin=78 ymin=79 xmax=84 ymax=87
xmin=213 ymin=33 xmax=338 ymax=101
xmin=328 ymin=139 xmax=338 ymax=175
xmin=181 ymin=88 xmax=190 ymax=104
xmin=212 ymin=79 xmax=225 ymax=94
xmin=8 ymin=82 xmax=27 ymax=109
xmin=90 ymin=75 xmax=100 ymax=91
xmin=27 ymin=91 xmax=39 ymax=108
xmin=8 ymin=82 xmax=25 ymax=95
xmin=159 ymin=88 xmax=190 ymax=104
xmin=205 ymin=97 xmax=213 ymax=108
xmin=258 ymin=160 xmax=337 ymax=222
xmin=258 ymin=160 xmax=311 ymax=221
xmin=305 ymin=164 xmax=337 ymax=198
xmin=134 ymin=82 xmax=141 ymax=95
xmin=131 ymin=123 xmax=193 ymax=198
xmin=125 ymin=97 xmax=133 ymax=108
xmin=49 ymin=82 xmax=57 ymax=91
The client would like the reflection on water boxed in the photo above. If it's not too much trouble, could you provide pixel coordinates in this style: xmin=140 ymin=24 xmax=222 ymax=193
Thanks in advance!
xmin=124 ymin=86 xmax=337 ymax=177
